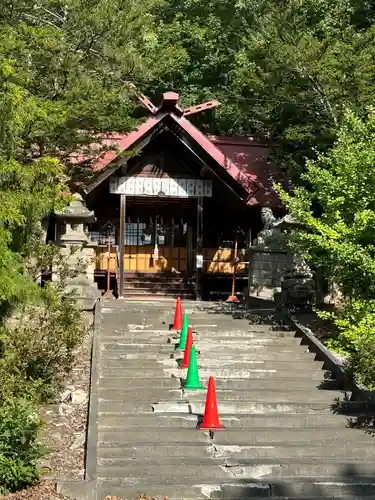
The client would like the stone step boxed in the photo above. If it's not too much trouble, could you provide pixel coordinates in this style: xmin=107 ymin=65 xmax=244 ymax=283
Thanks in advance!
xmin=100 ymin=333 xmax=303 ymax=346
xmin=98 ymin=388 xmax=345 ymax=404
xmin=195 ymin=339 xmax=306 ymax=348
xmin=99 ymin=334 xmax=303 ymax=345
xmin=210 ymin=443 xmax=375 ymax=461
xmin=100 ymin=358 xmax=324 ymax=371
xmin=95 ymin=482 xmax=247 ymax=500
xmin=100 ymin=343 xmax=175 ymax=352
xmin=97 ymin=412 xmax=358 ymax=429
xmin=120 ymin=289 xmax=196 ymax=298
xmin=150 ymin=400 xmax=369 ymax=415
xmin=99 ymin=376 xmax=181 ymax=389
xmin=184 ymin=388 xmax=346 ymax=403
xmin=99 ymin=388 xmax=183 ymax=401
xmin=95 ymin=461 xmax=375 ymax=481
xmin=100 ymin=367 xmax=328 ymax=379
xmin=100 ymin=351 xmax=315 ymax=362
xmin=95 ymin=479 xmax=375 ymax=499
xmin=100 ymin=338 xmax=306 ymax=353
xmin=95 ymin=462 xmax=232 ymax=480
xmin=189 ymin=351 xmax=314 ymax=362
xmin=122 ymin=281 xmax=188 ymax=288
xmin=214 ymin=480 xmax=375 ymax=498
xmin=97 ymin=442 xmax=375 ymax=461
xmin=98 ymin=376 xmax=340 ymax=391
xmin=97 ymin=427 xmax=369 ymax=446
xmin=99 ymin=359 xmax=177 ymax=369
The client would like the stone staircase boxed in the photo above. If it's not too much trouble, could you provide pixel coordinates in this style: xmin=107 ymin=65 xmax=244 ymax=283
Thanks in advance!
xmin=118 ymin=274 xmax=196 ymax=299
xmin=60 ymin=299 xmax=375 ymax=499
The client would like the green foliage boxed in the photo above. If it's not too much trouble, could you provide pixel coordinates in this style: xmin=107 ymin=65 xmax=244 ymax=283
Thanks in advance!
xmin=0 ymin=397 xmax=45 ymax=494
xmin=0 ymin=277 xmax=87 ymax=492
xmin=346 ymin=333 xmax=375 ymax=389
xmin=279 ymin=110 xmax=375 ymax=386
xmin=151 ymin=0 xmax=375 ymax=178
xmin=0 ymin=0 xmax=188 ymax=158
xmin=3 ymin=0 xmax=375 ymax=489
xmin=321 ymin=300 xmax=375 ymax=355
xmin=0 ymin=283 xmax=86 ymax=402
xmin=279 ymin=110 xmax=375 ymax=301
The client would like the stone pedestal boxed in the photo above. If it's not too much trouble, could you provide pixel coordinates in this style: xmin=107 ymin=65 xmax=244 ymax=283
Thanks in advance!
xmin=280 ymin=255 xmax=316 ymax=313
xmin=54 ymin=194 xmax=101 ymax=310
xmin=248 ymin=226 xmax=289 ymax=301
xmin=248 ymin=209 xmax=316 ymax=312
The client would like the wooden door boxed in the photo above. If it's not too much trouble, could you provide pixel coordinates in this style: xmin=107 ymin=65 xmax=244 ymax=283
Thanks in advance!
xmin=123 ymin=216 xmax=188 ymax=274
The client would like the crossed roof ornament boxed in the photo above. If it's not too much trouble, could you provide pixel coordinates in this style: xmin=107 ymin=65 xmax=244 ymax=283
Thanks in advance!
xmin=125 ymin=82 xmax=221 ymax=117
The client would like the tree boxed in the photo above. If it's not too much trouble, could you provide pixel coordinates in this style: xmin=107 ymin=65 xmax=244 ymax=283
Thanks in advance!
xmin=279 ymin=110 xmax=375 ymax=357
xmin=280 ymin=110 xmax=375 ymax=300
xmin=0 ymin=0 xmax=187 ymax=159
xmin=151 ymin=0 xmax=375 ymax=179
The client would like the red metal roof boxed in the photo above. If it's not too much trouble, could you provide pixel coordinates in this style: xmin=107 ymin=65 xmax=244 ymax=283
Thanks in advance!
xmin=208 ymin=136 xmax=282 ymax=207
xmin=70 ymin=93 xmax=281 ymax=207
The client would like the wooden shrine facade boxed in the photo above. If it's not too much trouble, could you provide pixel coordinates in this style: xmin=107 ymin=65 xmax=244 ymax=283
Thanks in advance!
xmin=71 ymin=90 xmax=283 ymax=299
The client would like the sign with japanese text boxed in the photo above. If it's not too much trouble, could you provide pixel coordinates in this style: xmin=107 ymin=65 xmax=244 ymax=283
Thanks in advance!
xmin=109 ymin=176 xmax=212 ymax=197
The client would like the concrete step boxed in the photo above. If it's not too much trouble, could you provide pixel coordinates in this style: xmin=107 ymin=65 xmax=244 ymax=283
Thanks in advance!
xmin=95 ymin=479 xmax=375 ymax=499
xmin=181 ymin=352 xmax=315 ymax=362
xmin=95 ymin=462 xmax=230 ymax=480
xmin=214 ymin=480 xmax=375 ymax=498
xmin=211 ymin=428 xmax=370 ymax=445
xmin=150 ymin=400 xmax=370 ymax=415
xmin=99 ymin=376 xmax=181 ymax=389
xmin=97 ymin=427 xmax=370 ymax=446
xmin=98 ymin=388 xmax=183 ymax=401
xmin=95 ymin=461 xmax=375 ymax=481
xmin=99 ymin=359 xmax=177 ymax=369
xmin=100 ymin=333 xmax=303 ymax=346
xmin=100 ymin=335 xmax=173 ymax=343
xmin=184 ymin=388 xmax=346 ymax=403
xmin=98 ymin=376 xmax=340 ymax=391
xmin=100 ymin=366 xmax=328 ymax=379
xmin=95 ymin=482 xmax=248 ymax=499
xmin=100 ymin=343 xmax=175 ymax=352
xmin=97 ymin=412 xmax=358 ymax=429
xmin=99 ymin=334 xmax=303 ymax=345
xmin=98 ymin=388 xmax=345 ymax=404
xmin=120 ymin=289 xmax=195 ymax=298
xmin=100 ymin=358 xmax=324 ymax=371
xmin=210 ymin=443 xmax=375 ymax=461
xmin=97 ymin=442 xmax=375 ymax=461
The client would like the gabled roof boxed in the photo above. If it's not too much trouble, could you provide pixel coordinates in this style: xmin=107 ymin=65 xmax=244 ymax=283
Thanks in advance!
xmin=69 ymin=91 xmax=281 ymax=207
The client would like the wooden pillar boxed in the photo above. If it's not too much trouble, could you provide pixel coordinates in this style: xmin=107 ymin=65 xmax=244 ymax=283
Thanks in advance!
xmin=196 ymin=195 xmax=204 ymax=300
xmin=118 ymin=194 xmax=126 ymax=298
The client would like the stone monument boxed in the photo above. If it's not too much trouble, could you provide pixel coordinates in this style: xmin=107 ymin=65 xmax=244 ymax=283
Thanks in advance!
xmin=249 ymin=208 xmax=316 ymax=311
xmin=54 ymin=193 xmax=101 ymax=310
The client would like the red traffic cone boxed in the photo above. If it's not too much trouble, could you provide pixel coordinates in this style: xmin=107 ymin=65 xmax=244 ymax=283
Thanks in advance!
xmin=171 ymin=297 xmax=183 ymax=330
xmin=181 ymin=327 xmax=193 ymax=369
xmin=200 ymin=376 xmax=224 ymax=430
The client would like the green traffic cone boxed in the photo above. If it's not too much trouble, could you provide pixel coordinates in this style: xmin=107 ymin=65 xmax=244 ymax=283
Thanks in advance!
xmin=184 ymin=344 xmax=204 ymax=390
xmin=177 ymin=312 xmax=189 ymax=350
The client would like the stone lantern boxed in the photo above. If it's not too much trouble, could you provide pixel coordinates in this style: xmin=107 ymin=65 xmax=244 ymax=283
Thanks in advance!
xmin=54 ymin=193 xmax=101 ymax=310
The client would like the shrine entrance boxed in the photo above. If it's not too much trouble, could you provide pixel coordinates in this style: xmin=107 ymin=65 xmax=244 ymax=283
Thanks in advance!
xmin=121 ymin=196 xmax=196 ymax=276
xmin=81 ymin=90 xmax=278 ymax=299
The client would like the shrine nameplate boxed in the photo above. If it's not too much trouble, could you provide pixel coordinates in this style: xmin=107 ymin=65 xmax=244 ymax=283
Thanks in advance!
xmin=110 ymin=176 xmax=212 ymax=197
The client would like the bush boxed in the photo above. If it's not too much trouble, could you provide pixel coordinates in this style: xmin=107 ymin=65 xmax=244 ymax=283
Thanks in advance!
xmin=346 ymin=335 xmax=375 ymax=390
xmin=0 ymin=397 xmax=45 ymax=494
xmin=0 ymin=282 xmax=87 ymax=493
xmin=322 ymin=299 xmax=375 ymax=355
xmin=0 ymin=283 xmax=86 ymax=403
xmin=318 ymin=299 xmax=375 ymax=389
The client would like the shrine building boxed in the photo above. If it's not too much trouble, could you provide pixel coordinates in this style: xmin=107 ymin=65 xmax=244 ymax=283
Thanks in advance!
xmin=64 ymin=90 xmax=283 ymax=300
